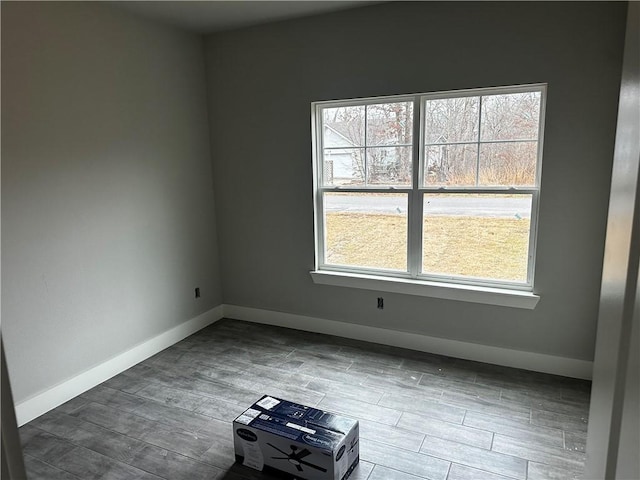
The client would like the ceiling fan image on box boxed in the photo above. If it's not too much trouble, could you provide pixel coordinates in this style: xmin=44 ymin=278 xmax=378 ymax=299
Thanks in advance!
xmin=267 ymin=443 xmax=328 ymax=473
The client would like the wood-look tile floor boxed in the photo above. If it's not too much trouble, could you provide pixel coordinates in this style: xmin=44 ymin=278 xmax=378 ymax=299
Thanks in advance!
xmin=20 ymin=319 xmax=591 ymax=480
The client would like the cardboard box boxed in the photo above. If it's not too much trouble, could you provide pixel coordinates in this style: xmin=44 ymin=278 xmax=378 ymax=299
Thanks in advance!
xmin=233 ymin=395 xmax=359 ymax=480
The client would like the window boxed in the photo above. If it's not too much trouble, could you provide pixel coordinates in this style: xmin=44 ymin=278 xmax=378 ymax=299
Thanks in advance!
xmin=311 ymin=85 xmax=546 ymax=301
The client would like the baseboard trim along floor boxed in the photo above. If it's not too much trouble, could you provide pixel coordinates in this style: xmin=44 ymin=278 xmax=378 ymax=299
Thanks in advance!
xmin=15 ymin=303 xmax=593 ymax=426
xmin=223 ymin=304 xmax=594 ymax=381
xmin=14 ymin=306 xmax=224 ymax=426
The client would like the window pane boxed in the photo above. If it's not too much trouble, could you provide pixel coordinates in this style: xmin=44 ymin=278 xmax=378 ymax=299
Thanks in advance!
xmin=366 ymin=146 xmax=412 ymax=186
xmin=366 ymin=102 xmax=413 ymax=146
xmin=422 ymin=194 xmax=532 ymax=282
xmin=480 ymin=92 xmax=541 ymax=141
xmin=323 ymin=149 xmax=364 ymax=186
xmin=478 ymin=142 xmax=537 ymax=186
xmin=424 ymin=144 xmax=478 ymax=186
xmin=324 ymin=192 xmax=407 ymax=271
xmin=424 ymin=96 xmax=479 ymax=144
xmin=323 ymin=106 xmax=365 ymax=147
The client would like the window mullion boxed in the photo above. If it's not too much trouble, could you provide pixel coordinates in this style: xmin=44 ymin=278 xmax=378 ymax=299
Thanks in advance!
xmin=476 ymin=96 xmax=483 ymax=186
xmin=314 ymin=107 xmax=325 ymax=269
xmin=526 ymin=190 xmax=540 ymax=287
xmin=316 ymin=188 xmax=326 ymax=268
xmin=407 ymin=96 xmax=424 ymax=278
xmin=363 ymin=105 xmax=368 ymax=186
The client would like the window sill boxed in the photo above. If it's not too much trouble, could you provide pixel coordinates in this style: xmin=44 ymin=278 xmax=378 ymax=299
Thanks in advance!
xmin=309 ymin=270 xmax=540 ymax=309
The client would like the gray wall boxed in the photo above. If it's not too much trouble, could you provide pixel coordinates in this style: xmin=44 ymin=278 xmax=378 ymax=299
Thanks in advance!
xmin=585 ymin=2 xmax=640 ymax=478
xmin=205 ymin=1 xmax=626 ymax=361
xmin=1 ymin=2 xmax=222 ymax=404
xmin=616 ymin=291 xmax=639 ymax=479
xmin=1 ymin=340 xmax=27 ymax=479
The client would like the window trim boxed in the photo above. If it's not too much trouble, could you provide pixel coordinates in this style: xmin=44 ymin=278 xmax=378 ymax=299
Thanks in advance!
xmin=311 ymin=84 xmax=547 ymax=301
xmin=309 ymin=270 xmax=540 ymax=309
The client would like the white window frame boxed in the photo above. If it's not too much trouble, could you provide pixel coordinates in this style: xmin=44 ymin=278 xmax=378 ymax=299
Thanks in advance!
xmin=311 ymin=84 xmax=546 ymax=309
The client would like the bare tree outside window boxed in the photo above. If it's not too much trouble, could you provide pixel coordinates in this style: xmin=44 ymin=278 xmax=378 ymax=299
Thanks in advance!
xmin=424 ymin=92 xmax=541 ymax=187
xmin=322 ymin=102 xmax=413 ymax=187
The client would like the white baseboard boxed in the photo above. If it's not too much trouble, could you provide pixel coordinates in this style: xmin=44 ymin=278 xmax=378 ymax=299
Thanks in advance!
xmin=15 ymin=305 xmax=224 ymax=426
xmin=15 ymin=303 xmax=592 ymax=426
xmin=223 ymin=305 xmax=593 ymax=380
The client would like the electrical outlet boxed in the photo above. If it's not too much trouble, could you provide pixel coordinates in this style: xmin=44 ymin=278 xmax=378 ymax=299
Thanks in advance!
xmin=377 ymin=297 xmax=384 ymax=309
xmin=195 ymin=287 xmax=201 ymax=298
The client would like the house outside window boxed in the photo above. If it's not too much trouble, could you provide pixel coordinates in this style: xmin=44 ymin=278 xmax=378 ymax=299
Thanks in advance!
xmin=311 ymin=84 xmax=546 ymax=302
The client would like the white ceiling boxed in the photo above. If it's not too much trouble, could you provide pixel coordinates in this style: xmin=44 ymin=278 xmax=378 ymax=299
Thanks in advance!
xmin=114 ymin=1 xmax=379 ymax=34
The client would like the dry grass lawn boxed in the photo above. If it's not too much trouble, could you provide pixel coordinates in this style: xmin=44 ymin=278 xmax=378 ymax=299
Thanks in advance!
xmin=325 ymin=213 xmax=530 ymax=281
